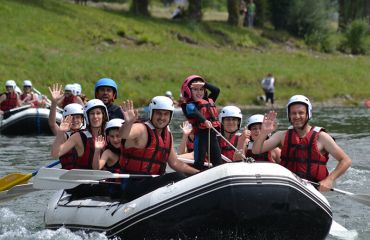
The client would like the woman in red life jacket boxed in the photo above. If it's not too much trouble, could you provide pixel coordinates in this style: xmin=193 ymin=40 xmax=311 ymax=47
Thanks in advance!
xmin=242 ymin=114 xmax=281 ymax=163
xmin=20 ymin=80 xmax=40 ymax=108
xmin=252 ymin=95 xmax=352 ymax=192
xmin=218 ymin=106 xmax=244 ymax=162
xmin=0 ymin=80 xmax=21 ymax=116
xmin=118 ymin=96 xmax=199 ymax=200
xmin=57 ymin=84 xmax=84 ymax=109
xmin=93 ymin=118 xmax=124 ymax=171
xmin=180 ymin=75 xmax=223 ymax=170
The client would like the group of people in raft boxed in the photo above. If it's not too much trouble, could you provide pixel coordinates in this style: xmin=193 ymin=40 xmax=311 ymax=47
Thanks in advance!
xmin=2 ymin=75 xmax=353 ymax=199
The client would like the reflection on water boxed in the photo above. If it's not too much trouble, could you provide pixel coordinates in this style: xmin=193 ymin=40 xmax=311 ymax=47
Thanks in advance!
xmin=1 ymin=107 xmax=370 ymax=240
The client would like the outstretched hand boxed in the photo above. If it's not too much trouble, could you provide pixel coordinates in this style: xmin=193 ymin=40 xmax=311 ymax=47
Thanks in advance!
xmin=240 ymin=127 xmax=251 ymax=143
xmin=180 ymin=121 xmax=192 ymax=136
xmin=120 ymin=100 xmax=138 ymax=123
xmin=59 ymin=115 xmax=72 ymax=132
xmin=261 ymin=111 xmax=278 ymax=134
xmin=94 ymin=135 xmax=106 ymax=150
xmin=48 ymin=83 xmax=64 ymax=103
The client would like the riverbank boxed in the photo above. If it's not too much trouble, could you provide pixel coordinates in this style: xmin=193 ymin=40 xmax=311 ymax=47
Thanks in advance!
xmin=1 ymin=0 xmax=369 ymax=106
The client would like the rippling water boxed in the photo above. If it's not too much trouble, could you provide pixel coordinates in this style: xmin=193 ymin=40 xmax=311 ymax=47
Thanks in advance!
xmin=1 ymin=107 xmax=369 ymax=239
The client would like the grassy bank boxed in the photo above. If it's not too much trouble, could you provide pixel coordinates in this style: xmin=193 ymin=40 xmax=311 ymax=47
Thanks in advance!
xmin=1 ymin=0 xmax=369 ymax=107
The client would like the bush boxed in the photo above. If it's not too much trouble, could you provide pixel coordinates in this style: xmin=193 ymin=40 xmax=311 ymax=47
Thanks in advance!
xmin=339 ymin=20 xmax=369 ymax=55
xmin=305 ymin=30 xmax=336 ymax=53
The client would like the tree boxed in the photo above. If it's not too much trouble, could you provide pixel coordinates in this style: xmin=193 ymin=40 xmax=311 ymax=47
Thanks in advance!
xmin=227 ymin=0 xmax=243 ymax=26
xmin=188 ymin=0 xmax=202 ymax=21
xmin=255 ymin=0 xmax=269 ymax=27
xmin=268 ymin=0 xmax=291 ymax=30
xmin=338 ymin=0 xmax=368 ymax=31
xmin=131 ymin=0 xmax=150 ymax=16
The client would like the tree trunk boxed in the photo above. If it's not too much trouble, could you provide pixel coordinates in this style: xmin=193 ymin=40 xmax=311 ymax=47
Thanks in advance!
xmin=188 ymin=0 xmax=202 ymax=21
xmin=227 ymin=0 xmax=243 ymax=26
xmin=366 ymin=0 xmax=370 ymax=27
xmin=131 ymin=0 xmax=150 ymax=16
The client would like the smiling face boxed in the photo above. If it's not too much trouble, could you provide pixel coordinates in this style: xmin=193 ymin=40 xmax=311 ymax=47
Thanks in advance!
xmin=88 ymin=108 xmax=104 ymax=128
xmin=107 ymin=128 xmax=121 ymax=148
xmin=249 ymin=123 xmax=261 ymax=141
xmin=70 ymin=114 xmax=84 ymax=131
xmin=288 ymin=103 xmax=308 ymax=128
xmin=190 ymin=80 xmax=205 ymax=101
xmin=96 ymin=86 xmax=115 ymax=105
xmin=151 ymin=109 xmax=171 ymax=129
xmin=222 ymin=117 xmax=240 ymax=133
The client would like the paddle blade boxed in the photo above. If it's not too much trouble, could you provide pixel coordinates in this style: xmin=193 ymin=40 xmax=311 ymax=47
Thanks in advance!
xmin=0 ymin=173 xmax=32 ymax=191
xmin=59 ymin=169 xmax=114 ymax=181
xmin=349 ymin=193 xmax=370 ymax=206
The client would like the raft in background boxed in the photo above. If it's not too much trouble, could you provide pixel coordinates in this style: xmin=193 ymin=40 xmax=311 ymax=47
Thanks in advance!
xmin=0 ymin=106 xmax=62 ymax=135
xmin=42 ymin=162 xmax=332 ymax=240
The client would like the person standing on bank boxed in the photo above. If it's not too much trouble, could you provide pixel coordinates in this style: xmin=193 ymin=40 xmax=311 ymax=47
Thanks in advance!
xmin=261 ymin=73 xmax=275 ymax=108
xmin=95 ymin=78 xmax=124 ymax=120
xmin=245 ymin=0 xmax=256 ymax=27
xmin=252 ymin=95 xmax=352 ymax=192
xmin=118 ymin=96 xmax=199 ymax=200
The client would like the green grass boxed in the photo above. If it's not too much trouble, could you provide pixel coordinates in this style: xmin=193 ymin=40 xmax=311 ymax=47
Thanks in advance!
xmin=1 ymin=0 xmax=369 ymax=107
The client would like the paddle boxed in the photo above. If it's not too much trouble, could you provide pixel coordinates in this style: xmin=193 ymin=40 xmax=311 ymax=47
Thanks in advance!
xmin=329 ymin=220 xmax=358 ymax=239
xmin=1 ymin=104 xmax=32 ymax=119
xmin=33 ymin=168 xmax=159 ymax=190
xmin=211 ymin=126 xmax=253 ymax=162
xmin=309 ymin=181 xmax=370 ymax=207
xmin=0 ymin=160 xmax=60 ymax=191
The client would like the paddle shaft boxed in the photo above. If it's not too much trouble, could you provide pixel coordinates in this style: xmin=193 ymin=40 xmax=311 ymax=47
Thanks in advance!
xmin=211 ymin=126 xmax=249 ymax=161
xmin=32 ymin=160 xmax=60 ymax=176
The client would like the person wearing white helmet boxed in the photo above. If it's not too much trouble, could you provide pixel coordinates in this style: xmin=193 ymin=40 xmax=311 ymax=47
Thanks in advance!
xmin=117 ymin=97 xmax=199 ymax=200
xmin=164 ymin=90 xmax=179 ymax=107
xmin=218 ymin=106 xmax=248 ymax=162
xmin=93 ymin=118 xmax=124 ymax=171
xmin=235 ymin=114 xmax=281 ymax=163
xmin=52 ymin=98 xmax=109 ymax=170
xmin=20 ymin=80 xmax=40 ymax=107
xmin=252 ymin=95 xmax=352 ymax=192
xmin=73 ymin=83 xmax=87 ymax=104
xmin=0 ymin=80 xmax=21 ymax=115
xmin=57 ymin=84 xmax=84 ymax=108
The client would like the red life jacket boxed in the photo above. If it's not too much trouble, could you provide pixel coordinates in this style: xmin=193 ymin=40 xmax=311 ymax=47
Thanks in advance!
xmin=186 ymin=136 xmax=194 ymax=152
xmin=245 ymin=141 xmax=273 ymax=162
xmin=187 ymin=98 xmax=220 ymax=132
xmin=61 ymin=95 xmax=77 ymax=108
xmin=60 ymin=131 xmax=80 ymax=170
xmin=119 ymin=122 xmax=172 ymax=175
xmin=0 ymin=92 xmax=18 ymax=111
xmin=20 ymin=92 xmax=38 ymax=108
xmin=280 ymin=126 xmax=329 ymax=182
xmin=218 ymin=133 xmax=239 ymax=161
xmin=73 ymin=130 xmax=96 ymax=169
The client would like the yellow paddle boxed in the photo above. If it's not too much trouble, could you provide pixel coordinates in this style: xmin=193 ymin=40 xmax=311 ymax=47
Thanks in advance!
xmin=0 ymin=160 xmax=60 ymax=191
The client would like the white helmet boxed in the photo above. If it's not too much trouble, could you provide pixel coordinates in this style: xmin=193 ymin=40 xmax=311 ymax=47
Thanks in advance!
xmin=64 ymin=84 xmax=75 ymax=92
xmin=63 ymin=103 xmax=84 ymax=118
xmin=83 ymin=99 xmax=109 ymax=125
xmin=105 ymin=118 xmax=125 ymax=134
xmin=73 ymin=83 xmax=82 ymax=96
xmin=247 ymin=114 xmax=264 ymax=129
xmin=219 ymin=106 xmax=243 ymax=129
xmin=165 ymin=91 xmax=173 ymax=98
xmin=148 ymin=96 xmax=175 ymax=122
xmin=286 ymin=95 xmax=312 ymax=120
xmin=23 ymin=80 xmax=32 ymax=87
xmin=5 ymin=80 xmax=16 ymax=89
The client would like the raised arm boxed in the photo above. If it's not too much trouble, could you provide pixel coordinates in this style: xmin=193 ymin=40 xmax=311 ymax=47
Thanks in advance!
xmin=177 ymin=121 xmax=193 ymax=154
xmin=48 ymin=84 xmax=64 ymax=135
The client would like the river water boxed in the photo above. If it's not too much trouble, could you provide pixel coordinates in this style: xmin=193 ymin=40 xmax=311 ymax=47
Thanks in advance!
xmin=0 ymin=107 xmax=369 ymax=240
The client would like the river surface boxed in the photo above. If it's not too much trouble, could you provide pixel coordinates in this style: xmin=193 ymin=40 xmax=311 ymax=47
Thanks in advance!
xmin=0 ymin=107 xmax=369 ymax=240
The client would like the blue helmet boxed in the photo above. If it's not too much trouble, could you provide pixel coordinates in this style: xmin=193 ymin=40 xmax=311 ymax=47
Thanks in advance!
xmin=95 ymin=78 xmax=118 ymax=99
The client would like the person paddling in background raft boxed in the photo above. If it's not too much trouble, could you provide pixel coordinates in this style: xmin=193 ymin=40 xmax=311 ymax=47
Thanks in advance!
xmin=95 ymin=78 xmax=124 ymax=120
xmin=0 ymin=80 xmax=21 ymax=116
xmin=20 ymin=80 xmax=41 ymax=108
xmin=218 ymin=106 xmax=250 ymax=162
xmin=180 ymin=75 xmax=223 ymax=170
xmin=118 ymin=96 xmax=199 ymax=200
xmin=234 ymin=114 xmax=281 ymax=163
xmin=57 ymin=84 xmax=84 ymax=109
xmin=252 ymin=95 xmax=352 ymax=192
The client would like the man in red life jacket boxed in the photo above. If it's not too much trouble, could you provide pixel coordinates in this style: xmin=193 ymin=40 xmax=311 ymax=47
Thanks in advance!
xmin=57 ymin=84 xmax=84 ymax=108
xmin=20 ymin=80 xmax=40 ymax=108
xmin=0 ymin=80 xmax=21 ymax=116
xmin=118 ymin=96 xmax=199 ymax=200
xmin=252 ymin=95 xmax=352 ymax=192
